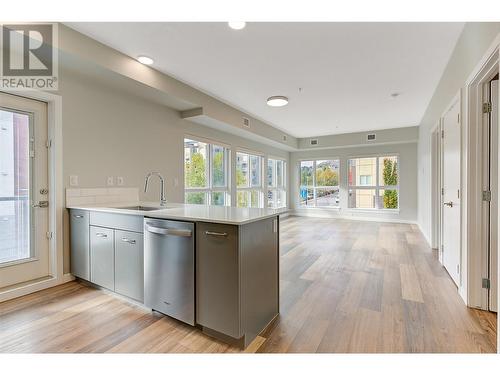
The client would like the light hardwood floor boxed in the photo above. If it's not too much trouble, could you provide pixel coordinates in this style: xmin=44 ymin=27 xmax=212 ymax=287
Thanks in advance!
xmin=0 ymin=217 xmax=496 ymax=353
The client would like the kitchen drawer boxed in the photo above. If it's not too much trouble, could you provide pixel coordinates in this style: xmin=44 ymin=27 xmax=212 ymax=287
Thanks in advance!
xmin=90 ymin=226 xmax=115 ymax=290
xmin=90 ymin=211 xmax=143 ymax=233
xmin=70 ymin=209 xmax=90 ymax=280
xmin=115 ymin=230 xmax=144 ymax=302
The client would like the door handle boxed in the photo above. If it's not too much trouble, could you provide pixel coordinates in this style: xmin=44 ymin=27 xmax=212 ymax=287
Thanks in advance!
xmin=145 ymin=225 xmax=192 ymax=237
xmin=73 ymin=214 xmax=84 ymax=219
xmin=444 ymin=201 xmax=453 ymax=207
xmin=32 ymin=200 xmax=49 ymax=208
xmin=121 ymin=238 xmax=136 ymax=245
xmin=96 ymin=233 xmax=108 ymax=238
xmin=205 ymin=231 xmax=228 ymax=237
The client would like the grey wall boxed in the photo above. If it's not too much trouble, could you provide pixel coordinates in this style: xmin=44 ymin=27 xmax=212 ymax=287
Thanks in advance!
xmin=417 ymin=23 xmax=500 ymax=243
xmin=290 ymin=141 xmax=418 ymax=222
xmin=59 ymin=68 xmax=289 ymax=273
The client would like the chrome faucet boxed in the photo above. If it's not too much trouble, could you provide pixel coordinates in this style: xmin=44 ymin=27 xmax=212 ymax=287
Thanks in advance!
xmin=144 ymin=172 xmax=167 ymax=206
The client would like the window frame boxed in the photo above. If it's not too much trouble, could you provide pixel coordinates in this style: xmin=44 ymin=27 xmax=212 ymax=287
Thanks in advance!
xmin=298 ymin=158 xmax=341 ymax=209
xmin=236 ymin=149 xmax=265 ymax=208
xmin=184 ymin=136 xmax=231 ymax=206
xmin=347 ymin=154 xmax=400 ymax=211
xmin=267 ymin=157 xmax=287 ymax=209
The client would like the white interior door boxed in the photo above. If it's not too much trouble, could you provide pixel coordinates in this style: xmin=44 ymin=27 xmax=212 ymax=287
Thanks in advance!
xmin=490 ymin=79 xmax=498 ymax=312
xmin=442 ymin=99 xmax=461 ymax=286
xmin=0 ymin=92 xmax=49 ymax=289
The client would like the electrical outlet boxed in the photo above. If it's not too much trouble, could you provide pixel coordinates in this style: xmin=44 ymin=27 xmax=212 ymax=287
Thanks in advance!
xmin=117 ymin=176 xmax=124 ymax=186
xmin=107 ymin=176 xmax=114 ymax=186
xmin=69 ymin=175 xmax=79 ymax=187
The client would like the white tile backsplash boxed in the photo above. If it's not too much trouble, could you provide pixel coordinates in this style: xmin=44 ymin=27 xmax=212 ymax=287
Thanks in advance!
xmin=66 ymin=187 xmax=139 ymax=207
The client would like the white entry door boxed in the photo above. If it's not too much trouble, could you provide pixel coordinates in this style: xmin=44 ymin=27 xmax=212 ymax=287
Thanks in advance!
xmin=0 ymin=92 xmax=49 ymax=289
xmin=442 ymin=99 xmax=461 ymax=286
xmin=490 ymin=79 xmax=498 ymax=312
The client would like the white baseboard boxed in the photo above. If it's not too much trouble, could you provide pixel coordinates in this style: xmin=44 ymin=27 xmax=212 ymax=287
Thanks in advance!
xmin=0 ymin=273 xmax=75 ymax=303
xmin=417 ymin=221 xmax=432 ymax=247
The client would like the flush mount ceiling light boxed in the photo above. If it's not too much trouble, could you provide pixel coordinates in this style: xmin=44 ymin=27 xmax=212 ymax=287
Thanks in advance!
xmin=228 ymin=22 xmax=246 ymax=30
xmin=267 ymin=96 xmax=289 ymax=107
xmin=137 ymin=56 xmax=154 ymax=65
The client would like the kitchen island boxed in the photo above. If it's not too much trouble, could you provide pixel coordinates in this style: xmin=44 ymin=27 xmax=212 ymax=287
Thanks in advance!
xmin=67 ymin=202 xmax=281 ymax=348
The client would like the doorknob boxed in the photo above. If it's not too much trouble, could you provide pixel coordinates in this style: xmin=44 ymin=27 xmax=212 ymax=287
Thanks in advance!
xmin=444 ymin=201 xmax=453 ymax=207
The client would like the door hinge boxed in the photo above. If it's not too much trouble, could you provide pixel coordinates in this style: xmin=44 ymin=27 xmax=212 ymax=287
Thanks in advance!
xmin=482 ymin=102 xmax=492 ymax=114
xmin=441 ymin=130 xmax=444 ymax=138
xmin=46 ymin=139 xmax=52 ymax=148
xmin=457 ymin=113 xmax=460 ymax=123
xmin=30 ymin=150 xmax=35 ymax=158
xmin=46 ymin=231 xmax=53 ymax=240
xmin=441 ymin=188 xmax=444 ymax=196
xmin=457 ymin=264 xmax=460 ymax=274
xmin=482 ymin=190 xmax=491 ymax=202
xmin=482 ymin=278 xmax=490 ymax=289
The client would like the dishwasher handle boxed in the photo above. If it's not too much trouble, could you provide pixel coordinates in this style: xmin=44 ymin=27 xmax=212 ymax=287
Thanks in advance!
xmin=145 ymin=224 xmax=192 ymax=237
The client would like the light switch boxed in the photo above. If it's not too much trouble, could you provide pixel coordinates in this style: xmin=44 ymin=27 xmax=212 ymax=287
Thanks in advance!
xmin=69 ymin=175 xmax=79 ymax=187
xmin=117 ymin=176 xmax=124 ymax=186
xmin=107 ymin=176 xmax=114 ymax=186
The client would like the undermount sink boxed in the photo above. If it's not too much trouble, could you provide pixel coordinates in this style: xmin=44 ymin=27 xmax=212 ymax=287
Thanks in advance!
xmin=117 ymin=206 xmax=163 ymax=211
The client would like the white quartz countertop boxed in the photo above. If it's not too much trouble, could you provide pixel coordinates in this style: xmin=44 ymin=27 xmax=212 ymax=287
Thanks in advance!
xmin=66 ymin=201 xmax=286 ymax=225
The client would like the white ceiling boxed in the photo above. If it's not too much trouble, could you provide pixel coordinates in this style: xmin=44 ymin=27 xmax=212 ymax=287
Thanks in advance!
xmin=67 ymin=22 xmax=464 ymax=138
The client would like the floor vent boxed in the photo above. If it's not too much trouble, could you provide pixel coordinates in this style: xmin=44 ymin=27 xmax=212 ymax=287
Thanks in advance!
xmin=242 ymin=117 xmax=250 ymax=128
xmin=367 ymin=133 xmax=376 ymax=141
xmin=310 ymin=139 xmax=318 ymax=146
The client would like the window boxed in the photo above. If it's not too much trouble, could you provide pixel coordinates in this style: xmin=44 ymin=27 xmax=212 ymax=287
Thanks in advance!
xmin=236 ymin=151 xmax=264 ymax=208
xmin=348 ymin=155 xmax=398 ymax=209
xmin=299 ymin=159 xmax=340 ymax=207
xmin=268 ymin=158 xmax=286 ymax=208
xmin=184 ymin=138 xmax=229 ymax=205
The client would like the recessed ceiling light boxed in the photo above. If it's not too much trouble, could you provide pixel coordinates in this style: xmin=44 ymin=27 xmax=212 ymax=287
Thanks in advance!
xmin=267 ymin=96 xmax=289 ymax=107
xmin=137 ymin=56 xmax=154 ymax=65
xmin=228 ymin=22 xmax=246 ymax=30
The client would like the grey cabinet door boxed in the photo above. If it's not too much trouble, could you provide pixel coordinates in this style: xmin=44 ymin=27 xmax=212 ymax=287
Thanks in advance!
xmin=115 ymin=230 xmax=144 ymax=302
xmin=70 ymin=209 xmax=90 ymax=280
xmin=196 ymin=222 xmax=240 ymax=338
xmin=90 ymin=226 xmax=115 ymax=290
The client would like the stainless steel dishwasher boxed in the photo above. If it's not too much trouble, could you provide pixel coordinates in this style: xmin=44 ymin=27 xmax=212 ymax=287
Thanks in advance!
xmin=144 ymin=218 xmax=195 ymax=325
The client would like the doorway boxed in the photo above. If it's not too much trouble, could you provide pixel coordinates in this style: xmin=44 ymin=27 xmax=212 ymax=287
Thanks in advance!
xmin=441 ymin=96 xmax=462 ymax=287
xmin=0 ymin=92 xmax=50 ymax=289
xmin=431 ymin=120 xmax=443 ymax=263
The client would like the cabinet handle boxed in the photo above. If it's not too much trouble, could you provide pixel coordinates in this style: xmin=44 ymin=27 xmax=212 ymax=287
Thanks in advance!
xmin=95 ymin=233 xmax=108 ymax=238
xmin=205 ymin=231 xmax=228 ymax=237
xmin=121 ymin=238 xmax=136 ymax=245
xmin=73 ymin=215 xmax=84 ymax=219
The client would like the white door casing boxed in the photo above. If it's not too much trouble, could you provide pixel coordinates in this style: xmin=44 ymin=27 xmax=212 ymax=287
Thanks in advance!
xmin=442 ymin=99 xmax=461 ymax=287
xmin=490 ymin=79 xmax=498 ymax=312
xmin=0 ymin=92 xmax=49 ymax=288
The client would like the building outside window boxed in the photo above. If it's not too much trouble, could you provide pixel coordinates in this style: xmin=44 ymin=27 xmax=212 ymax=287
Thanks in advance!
xmin=184 ymin=138 xmax=229 ymax=206
xmin=299 ymin=159 xmax=340 ymax=207
xmin=348 ymin=155 xmax=398 ymax=209
xmin=236 ymin=151 xmax=264 ymax=208
xmin=267 ymin=158 xmax=286 ymax=208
